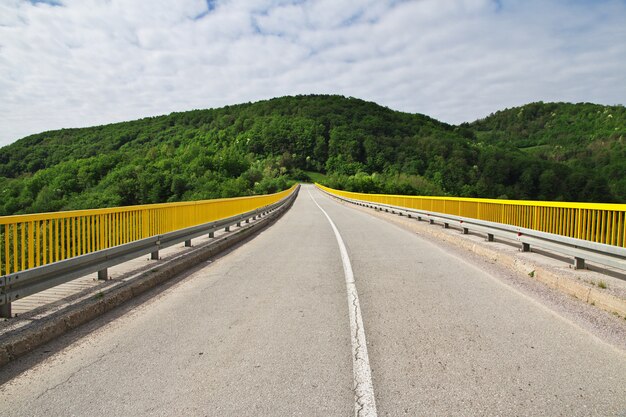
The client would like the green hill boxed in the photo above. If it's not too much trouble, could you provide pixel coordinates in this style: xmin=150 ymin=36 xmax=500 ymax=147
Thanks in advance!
xmin=0 ymin=96 xmax=624 ymax=215
xmin=470 ymin=102 xmax=626 ymax=202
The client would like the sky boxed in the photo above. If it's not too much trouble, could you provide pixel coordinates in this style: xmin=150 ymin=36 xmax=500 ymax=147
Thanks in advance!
xmin=0 ymin=0 xmax=625 ymax=147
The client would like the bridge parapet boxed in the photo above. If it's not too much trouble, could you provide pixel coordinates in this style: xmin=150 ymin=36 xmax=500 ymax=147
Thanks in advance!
xmin=0 ymin=185 xmax=299 ymax=317
xmin=317 ymin=183 xmax=626 ymax=273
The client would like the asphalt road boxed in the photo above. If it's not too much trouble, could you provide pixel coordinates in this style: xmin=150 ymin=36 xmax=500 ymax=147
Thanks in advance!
xmin=1 ymin=184 xmax=625 ymax=416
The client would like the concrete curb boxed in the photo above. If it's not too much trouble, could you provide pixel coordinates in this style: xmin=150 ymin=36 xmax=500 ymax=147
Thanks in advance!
xmin=450 ymin=233 xmax=626 ymax=317
xmin=333 ymin=196 xmax=626 ymax=319
xmin=0 ymin=196 xmax=295 ymax=369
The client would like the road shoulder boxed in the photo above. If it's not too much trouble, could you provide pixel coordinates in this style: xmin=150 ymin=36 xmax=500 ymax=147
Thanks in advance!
xmin=326 ymin=193 xmax=626 ymax=352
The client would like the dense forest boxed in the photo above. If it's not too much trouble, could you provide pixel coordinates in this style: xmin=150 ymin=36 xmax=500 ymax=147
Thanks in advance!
xmin=0 ymin=95 xmax=624 ymax=215
xmin=470 ymin=102 xmax=626 ymax=202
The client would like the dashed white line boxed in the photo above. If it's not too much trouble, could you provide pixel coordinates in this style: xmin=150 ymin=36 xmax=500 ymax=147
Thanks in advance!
xmin=308 ymin=189 xmax=377 ymax=417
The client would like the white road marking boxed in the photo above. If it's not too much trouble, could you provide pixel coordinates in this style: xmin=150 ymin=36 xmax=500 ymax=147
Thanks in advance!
xmin=308 ymin=189 xmax=378 ymax=417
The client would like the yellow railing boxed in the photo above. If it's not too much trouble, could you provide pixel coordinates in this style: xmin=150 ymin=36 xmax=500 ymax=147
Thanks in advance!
xmin=0 ymin=185 xmax=297 ymax=275
xmin=317 ymin=184 xmax=626 ymax=248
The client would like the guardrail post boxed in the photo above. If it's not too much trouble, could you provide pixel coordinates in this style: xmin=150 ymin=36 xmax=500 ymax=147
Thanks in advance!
xmin=429 ymin=219 xmax=434 ymax=225
xmin=209 ymin=231 xmax=214 ymax=238
xmin=522 ymin=242 xmax=531 ymax=252
xmin=443 ymin=223 xmax=449 ymax=229
xmin=574 ymin=257 xmax=585 ymax=270
xmin=98 ymin=269 xmax=108 ymax=280
xmin=1 ymin=303 xmax=11 ymax=319
xmin=462 ymin=227 xmax=469 ymax=235
xmin=245 ymin=218 xmax=250 ymax=223
xmin=236 ymin=221 xmax=241 ymax=227
xmin=151 ymin=251 xmax=159 ymax=260
xmin=184 ymin=240 xmax=192 ymax=247
xmin=225 ymin=226 xmax=230 ymax=232
xmin=487 ymin=233 xmax=494 ymax=242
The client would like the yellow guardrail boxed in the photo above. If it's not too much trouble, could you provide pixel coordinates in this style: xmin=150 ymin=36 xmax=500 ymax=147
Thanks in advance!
xmin=316 ymin=184 xmax=626 ymax=248
xmin=0 ymin=185 xmax=297 ymax=275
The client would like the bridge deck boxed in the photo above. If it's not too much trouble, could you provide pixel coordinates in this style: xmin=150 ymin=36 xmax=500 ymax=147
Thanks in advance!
xmin=1 ymin=184 xmax=625 ymax=416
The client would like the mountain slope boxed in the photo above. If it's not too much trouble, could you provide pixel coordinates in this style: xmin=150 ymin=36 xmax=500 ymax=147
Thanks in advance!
xmin=0 ymin=96 xmax=623 ymax=215
xmin=0 ymin=95 xmax=458 ymax=214
xmin=470 ymin=102 xmax=626 ymax=202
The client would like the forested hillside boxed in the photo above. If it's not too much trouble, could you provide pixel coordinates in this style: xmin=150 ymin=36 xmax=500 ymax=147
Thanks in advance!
xmin=470 ymin=102 xmax=626 ymax=202
xmin=0 ymin=96 xmax=624 ymax=215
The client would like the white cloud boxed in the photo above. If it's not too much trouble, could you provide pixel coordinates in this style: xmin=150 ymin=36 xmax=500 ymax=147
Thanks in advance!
xmin=0 ymin=0 xmax=625 ymax=146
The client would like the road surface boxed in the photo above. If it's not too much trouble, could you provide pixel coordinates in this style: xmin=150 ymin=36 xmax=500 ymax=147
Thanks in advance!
xmin=1 ymin=184 xmax=625 ymax=416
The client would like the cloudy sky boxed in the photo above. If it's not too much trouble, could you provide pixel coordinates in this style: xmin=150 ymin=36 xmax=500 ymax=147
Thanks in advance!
xmin=1 ymin=0 xmax=625 ymax=147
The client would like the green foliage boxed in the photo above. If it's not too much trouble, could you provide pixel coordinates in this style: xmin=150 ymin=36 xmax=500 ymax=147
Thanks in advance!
xmin=0 ymin=96 xmax=623 ymax=216
xmin=471 ymin=102 xmax=626 ymax=201
xmin=325 ymin=172 xmax=444 ymax=196
xmin=304 ymin=171 xmax=327 ymax=184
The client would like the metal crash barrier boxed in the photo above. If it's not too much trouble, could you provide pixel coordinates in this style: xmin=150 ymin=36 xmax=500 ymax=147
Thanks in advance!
xmin=317 ymin=184 xmax=626 ymax=273
xmin=0 ymin=185 xmax=299 ymax=317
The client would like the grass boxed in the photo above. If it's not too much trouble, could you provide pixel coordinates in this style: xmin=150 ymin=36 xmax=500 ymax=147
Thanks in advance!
xmin=598 ymin=280 xmax=607 ymax=289
xmin=304 ymin=171 xmax=328 ymax=184
xmin=528 ymin=270 xmax=535 ymax=278
xmin=519 ymin=144 xmax=551 ymax=153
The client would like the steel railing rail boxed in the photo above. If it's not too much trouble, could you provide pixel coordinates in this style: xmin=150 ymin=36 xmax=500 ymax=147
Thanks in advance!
xmin=0 ymin=185 xmax=299 ymax=317
xmin=0 ymin=186 xmax=296 ymax=276
xmin=317 ymin=184 xmax=626 ymax=274
xmin=316 ymin=184 xmax=626 ymax=248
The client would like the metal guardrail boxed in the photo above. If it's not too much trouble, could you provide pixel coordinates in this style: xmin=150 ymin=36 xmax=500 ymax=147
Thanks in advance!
xmin=316 ymin=184 xmax=626 ymax=248
xmin=0 ymin=186 xmax=297 ymax=276
xmin=317 ymin=185 xmax=626 ymax=274
xmin=0 ymin=185 xmax=300 ymax=317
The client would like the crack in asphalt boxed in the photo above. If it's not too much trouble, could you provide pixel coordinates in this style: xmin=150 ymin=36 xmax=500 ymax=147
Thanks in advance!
xmin=309 ymin=189 xmax=377 ymax=417
xmin=350 ymin=284 xmax=375 ymax=417
xmin=355 ymin=392 xmax=366 ymax=417
xmin=34 ymin=353 xmax=107 ymax=401
xmin=352 ymin=290 xmax=366 ymax=416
